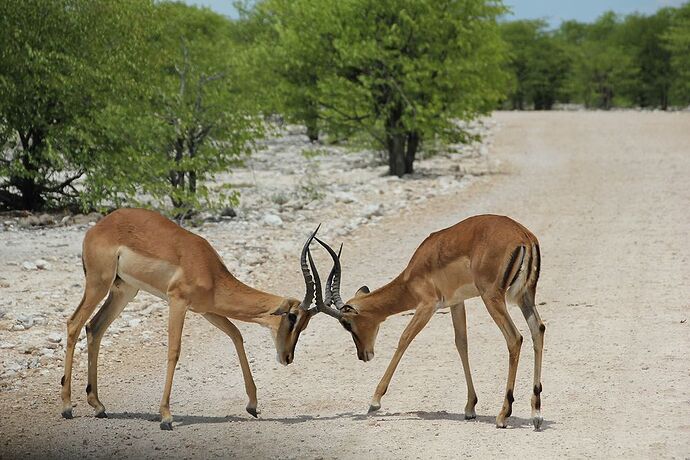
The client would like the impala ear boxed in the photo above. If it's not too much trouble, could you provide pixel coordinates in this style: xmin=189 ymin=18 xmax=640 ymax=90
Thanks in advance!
xmin=341 ymin=304 xmax=359 ymax=315
xmin=270 ymin=299 xmax=291 ymax=316
xmin=355 ymin=285 xmax=370 ymax=297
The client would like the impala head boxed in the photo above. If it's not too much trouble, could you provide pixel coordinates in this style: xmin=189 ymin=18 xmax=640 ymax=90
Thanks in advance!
xmin=310 ymin=238 xmax=382 ymax=362
xmin=270 ymin=226 xmax=321 ymax=365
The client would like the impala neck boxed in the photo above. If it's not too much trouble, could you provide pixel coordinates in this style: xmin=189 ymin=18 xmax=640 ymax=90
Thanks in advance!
xmin=355 ymin=274 xmax=415 ymax=320
xmin=216 ymin=272 xmax=284 ymax=327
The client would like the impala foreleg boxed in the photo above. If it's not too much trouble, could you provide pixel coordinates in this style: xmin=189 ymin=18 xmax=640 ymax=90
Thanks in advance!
xmin=203 ymin=313 xmax=259 ymax=417
xmin=450 ymin=301 xmax=478 ymax=420
xmin=482 ymin=292 xmax=522 ymax=428
xmin=368 ymin=304 xmax=435 ymax=413
xmin=61 ymin=281 xmax=111 ymax=419
xmin=85 ymin=281 xmax=138 ymax=418
xmin=518 ymin=290 xmax=545 ymax=430
xmin=159 ymin=299 xmax=187 ymax=431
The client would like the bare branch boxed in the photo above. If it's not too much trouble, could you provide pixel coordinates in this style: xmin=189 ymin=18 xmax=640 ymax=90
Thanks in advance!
xmin=45 ymin=171 xmax=84 ymax=192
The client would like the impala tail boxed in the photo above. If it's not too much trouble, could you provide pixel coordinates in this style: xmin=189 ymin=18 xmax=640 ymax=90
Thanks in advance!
xmin=505 ymin=242 xmax=541 ymax=306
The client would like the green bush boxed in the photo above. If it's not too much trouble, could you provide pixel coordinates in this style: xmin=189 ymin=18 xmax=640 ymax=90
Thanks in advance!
xmin=250 ymin=0 xmax=509 ymax=177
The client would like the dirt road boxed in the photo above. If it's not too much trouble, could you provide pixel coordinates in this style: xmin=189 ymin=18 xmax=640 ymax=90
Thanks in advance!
xmin=1 ymin=112 xmax=688 ymax=458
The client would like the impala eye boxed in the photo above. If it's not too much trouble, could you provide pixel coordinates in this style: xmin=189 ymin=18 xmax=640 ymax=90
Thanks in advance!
xmin=288 ymin=313 xmax=297 ymax=326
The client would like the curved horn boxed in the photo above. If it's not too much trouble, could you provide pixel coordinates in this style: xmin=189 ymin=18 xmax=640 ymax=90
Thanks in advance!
xmin=298 ymin=225 xmax=320 ymax=311
xmin=323 ymin=243 xmax=343 ymax=308
xmin=308 ymin=248 xmax=344 ymax=320
xmin=306 ymin=248 xmax=323 ymax=311
xmin=314 ymin=237 xmax=345 ymax=309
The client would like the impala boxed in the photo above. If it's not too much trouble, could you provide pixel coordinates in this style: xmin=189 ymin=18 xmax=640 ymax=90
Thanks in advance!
xmin=61 ymin=208 xmax=320 ymax=430
xmin=310 ymin=214 xmax=545 ymax=429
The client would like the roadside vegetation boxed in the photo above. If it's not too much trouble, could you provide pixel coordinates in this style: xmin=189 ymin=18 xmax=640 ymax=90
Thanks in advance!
xmin=1 ymin=0 xmax=688 ymax=213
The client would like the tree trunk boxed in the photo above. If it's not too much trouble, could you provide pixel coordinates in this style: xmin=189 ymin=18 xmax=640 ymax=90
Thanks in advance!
xmin=385 ymin=103 xmax=407 ymax=177
xmin=14 ymin=131 xmax=46 ymax=210
xmin=169 ymin=138 xmax=185 ymax=209
xmin=305 ymin=102 xmax=319 ymax=142
xmin=305 ymin=117 xmax=319 ymax=143
xmin=405 ymin=131 xmax=419 ymax=175
xmin=16 ymin=177 xmax=44 ymax=210
xmin=188 ymin=171 xmax=196 ymax=194
xmin=387 ymin=133 xmax=406 ymax=177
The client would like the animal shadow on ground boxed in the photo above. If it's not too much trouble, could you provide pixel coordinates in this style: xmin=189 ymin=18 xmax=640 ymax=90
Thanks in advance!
xmin=104 ymin=410 xmax=553 ymax=431
xmin=389 ymin=410 xmax=555 ymax=431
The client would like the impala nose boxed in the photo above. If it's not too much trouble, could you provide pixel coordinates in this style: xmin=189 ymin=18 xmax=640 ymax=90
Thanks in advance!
xmin=358 ymin=350 xmax=375 ymax=362
xmin=277 ymin=353 xmax=292 ymax=366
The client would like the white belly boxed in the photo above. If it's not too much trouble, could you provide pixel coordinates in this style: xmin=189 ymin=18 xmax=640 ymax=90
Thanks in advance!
xmin=116 ymin=247 xmax=177 ymax=300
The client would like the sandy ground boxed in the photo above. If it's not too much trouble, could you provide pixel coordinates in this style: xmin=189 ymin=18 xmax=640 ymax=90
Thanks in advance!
xmin=1 ymin=111 xmax=689 ymax=459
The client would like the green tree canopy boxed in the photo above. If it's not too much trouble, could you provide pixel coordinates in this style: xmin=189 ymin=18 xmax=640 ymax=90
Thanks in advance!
xmin=664 ymin=3 xmax=690 ymax=105
xmin=0 ymin=0 xmax=154 ymax=210
xmin=252 ymin=0 xmax=509 ymax=176
xmin=557 ymin=14 xmax=639 ymax=109
xmin=0 ymin=1 xmax=263 ymax=214
xmin=618 ymin=10 xmax=674 ymax=108
xmin=138 ymin=2 xmax=262 ymax=216
xmin=500 ymin=20 xmax=571 ymax=110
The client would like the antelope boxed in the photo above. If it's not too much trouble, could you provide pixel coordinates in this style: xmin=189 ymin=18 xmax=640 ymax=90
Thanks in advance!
xmin=309 ymin=214 xmax=545 ymax=429
xmin=60 ymin=208 xmax=321 ymax=430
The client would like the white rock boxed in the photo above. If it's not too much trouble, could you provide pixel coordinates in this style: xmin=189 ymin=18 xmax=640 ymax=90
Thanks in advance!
xmin=38 ymin=348 xmax=54 ymax=357
xmin=333 ymin=191 xmax=358 ymax=204
xmin=10 ymin=324 xmax=26 ymax=332
xmin=362 ymin=203 xmax=384 ymax=218
xmin=22 ymin=261 xmax=38 ymax=271
xmin=5 ymin=362 xmax=22 ymax=372
xmin=32 ymin=316 xmax=46 ymax=326
xmin=0 ymin=342 xmax=15 ymax=349
xmin=262 ymin=214 xmax=283 ymax=227
xmin=47 ymin=332 xmax=63 ymax=343
xmin=35 ymin=259 xmax=52 ymax=270
xmin=127 ymin=318 xmax=142 ymax=328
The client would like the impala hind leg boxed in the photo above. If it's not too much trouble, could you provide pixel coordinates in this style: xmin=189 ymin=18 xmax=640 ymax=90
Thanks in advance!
xmin=518 ymin=288 xmax=545 ymax=430
xmin=159 ymin=298 xmax=187 ymax=430
xmin=368 ymin=304 xmax=435 ymax=413
xmin=481 ymin=292 xmax=522 ymax=428
xmin=61 ymin=278 xmax=112 ymax=419
xmin=85 ymin=280 xmax=138 ymax=418
xmin=450 ymin=302 xmax=478 ymax=419
xmin=203 ymin=313 xmax=259 ymax=417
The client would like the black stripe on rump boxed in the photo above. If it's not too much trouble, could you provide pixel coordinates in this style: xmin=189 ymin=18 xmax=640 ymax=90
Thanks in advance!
xmin=502 ymin=246 xmax=524 ymax=290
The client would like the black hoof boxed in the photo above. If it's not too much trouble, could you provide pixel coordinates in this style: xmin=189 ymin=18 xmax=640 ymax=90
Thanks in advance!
xmin=246 ymin=406 xmax=259 ymax=418
xmin=533 ymin=416 xmax=543 ymax=430
xmin=95 ymin=411 xmax=108 ymax=419
xmin=367 ymin=404 xmax=380 ymax=414
xmin=61 ymin=409 xmax=73 ymax=420
xmin=160 ymin=421 xmax=173 ymax=431
xmin=464 ymin=414 xmax=477 ymax=420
